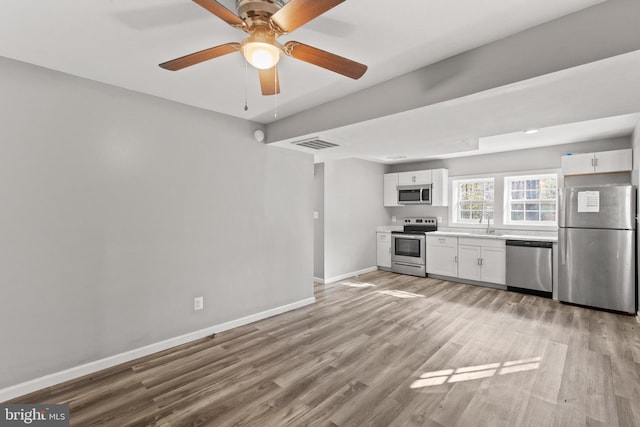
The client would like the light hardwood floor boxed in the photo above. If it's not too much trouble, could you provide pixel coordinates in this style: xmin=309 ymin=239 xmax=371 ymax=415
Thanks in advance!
xmin=9 ymin=270 xmax=640 ymax=426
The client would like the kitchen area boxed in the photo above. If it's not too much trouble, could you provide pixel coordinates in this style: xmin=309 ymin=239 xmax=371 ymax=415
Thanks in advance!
xmin=375 ymin=146 xmax=636 ymax=314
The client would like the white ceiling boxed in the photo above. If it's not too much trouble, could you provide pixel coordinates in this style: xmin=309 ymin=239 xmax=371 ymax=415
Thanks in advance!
xmin=272 ymin=50 xmax=640 ymax=163
xmin=1 ymin=0 xmax=638 ymax=164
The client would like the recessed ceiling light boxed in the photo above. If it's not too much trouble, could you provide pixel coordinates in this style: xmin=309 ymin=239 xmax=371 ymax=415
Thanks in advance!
xmin=385 ymin=155 xmax=409 ymax=160
xmin=523 ymin=129 xmax=540 ymax=134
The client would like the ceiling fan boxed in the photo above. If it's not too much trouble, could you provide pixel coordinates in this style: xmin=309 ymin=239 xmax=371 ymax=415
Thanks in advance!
xmin=159 ymin=0 xmax=367 ymax=95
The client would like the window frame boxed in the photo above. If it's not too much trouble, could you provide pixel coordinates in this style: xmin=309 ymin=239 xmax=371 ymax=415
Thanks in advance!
xmin=451 ymin=177 xmax=495 ymax=225
xmin=503 ymin=173 xmax=558 ymax=227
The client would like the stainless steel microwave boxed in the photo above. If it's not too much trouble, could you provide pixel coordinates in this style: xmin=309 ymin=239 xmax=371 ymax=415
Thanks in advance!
xmin=397 ymin=185 xmax=432 ymax=205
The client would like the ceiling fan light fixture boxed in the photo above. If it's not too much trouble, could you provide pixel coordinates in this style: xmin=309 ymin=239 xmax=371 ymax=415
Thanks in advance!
xmin=243 ymin=42 xmax=280 ymax=69
xmin=241 ymin=28 xmax=280 ymax=70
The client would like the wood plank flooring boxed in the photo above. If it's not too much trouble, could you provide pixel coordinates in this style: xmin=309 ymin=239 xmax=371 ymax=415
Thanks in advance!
xmin=8 ymin=271 xmax=640 ymax=426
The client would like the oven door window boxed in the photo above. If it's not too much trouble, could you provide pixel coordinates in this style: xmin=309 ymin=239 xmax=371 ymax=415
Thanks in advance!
xmin=398 ymin=189 xmax=421 ymax=203
xmin=395 ymin=238 xmax=421 ymax=257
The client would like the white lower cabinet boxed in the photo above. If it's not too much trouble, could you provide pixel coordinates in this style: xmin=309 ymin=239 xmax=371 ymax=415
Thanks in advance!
xmin=457 ymin=238 xmax=506 ymax=285
xmin=426 ymin=236 xmax=458 ymax=276
xmin=479 ymin=246 xmax=507 ymax=284
xmin=426 ymin=235 xmax=506 ymax=285
xmin=457 ymin=244 xmax=481 ymax=280
xmin=376 ymin=232 xmax=392 ymax=268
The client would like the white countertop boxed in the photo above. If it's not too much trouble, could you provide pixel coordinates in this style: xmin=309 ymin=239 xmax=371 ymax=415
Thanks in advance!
xmin=426 ymin=230 xmax=557 ymax=243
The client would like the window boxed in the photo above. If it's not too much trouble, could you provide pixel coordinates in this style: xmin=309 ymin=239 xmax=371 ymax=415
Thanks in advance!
xmin=453 ymin=178 xmax=494 ymax=223
xmin=504 ymin=174 xmax=558 ymax=225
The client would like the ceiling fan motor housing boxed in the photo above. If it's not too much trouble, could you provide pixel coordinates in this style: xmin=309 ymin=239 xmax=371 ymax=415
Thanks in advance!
xmin=236 ymin=0 xmax=285 ymax=28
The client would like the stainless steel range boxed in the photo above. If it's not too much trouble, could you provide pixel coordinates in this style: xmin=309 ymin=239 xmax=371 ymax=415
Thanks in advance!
xmin=391 ymin=217 xmax=438 ymax=277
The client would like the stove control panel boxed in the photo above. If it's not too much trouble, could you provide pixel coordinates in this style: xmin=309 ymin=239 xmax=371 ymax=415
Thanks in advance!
xmin=403 ymin=217 xmax=437 ymax=225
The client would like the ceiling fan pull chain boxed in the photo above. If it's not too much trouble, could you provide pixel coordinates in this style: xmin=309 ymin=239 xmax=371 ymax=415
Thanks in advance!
xmin=244 ymin=59 xmax=249 ymax=111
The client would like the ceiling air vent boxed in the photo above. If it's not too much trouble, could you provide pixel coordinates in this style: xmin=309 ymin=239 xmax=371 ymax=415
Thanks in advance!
xmin=292 ymin=138 xmax=339 ymax=150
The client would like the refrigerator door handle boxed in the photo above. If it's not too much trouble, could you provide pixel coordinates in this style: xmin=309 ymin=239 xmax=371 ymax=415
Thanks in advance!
xmin=559 ymin=228 xmax=567 ymax=266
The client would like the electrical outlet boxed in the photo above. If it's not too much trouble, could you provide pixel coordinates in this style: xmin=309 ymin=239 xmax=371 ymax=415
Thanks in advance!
xmin=194 ymin=296 xmax=204 ymax=311
xmin=437 ymin=217 xmax=442 ymax=223
xmin=391 ymin=216 xmax=397 ymax=222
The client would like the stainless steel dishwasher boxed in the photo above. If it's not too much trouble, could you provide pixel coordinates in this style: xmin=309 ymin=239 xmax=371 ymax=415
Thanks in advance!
xmin=505 ymin=240 xmax=553 ymax=297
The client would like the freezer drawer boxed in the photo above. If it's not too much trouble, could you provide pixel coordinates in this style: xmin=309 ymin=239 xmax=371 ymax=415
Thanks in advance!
xmin=558 ymin=228 xmax=636 ymax=313
xmin=506 ymin=240 xmax=553 ymax=293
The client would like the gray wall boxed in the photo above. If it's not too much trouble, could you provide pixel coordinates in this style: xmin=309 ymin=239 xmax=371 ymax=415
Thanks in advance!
xmin=314 ymin=163 xmax=324 ymax=279
xmin=0 ymin=57 xmax=314 ymax=388
xmin=323 ymin=159 xmax=390 ymax=281
xmin=388 ymin=136 xmax=631 ymax=227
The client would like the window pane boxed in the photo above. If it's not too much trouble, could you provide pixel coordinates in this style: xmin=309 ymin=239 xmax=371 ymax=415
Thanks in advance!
xmin=525 ymin=211 xmax=539 ymax=221
xmin=541 ymin=212 xmax=556 ymax=221
xmin=526 ymin=180 xmax=539 ymax=190
xmin=541 ymin=189 xmax=556 ymax=200
xmin=511 ymin=212 xmax=524 ymax=221
xmin=454 ymin=178 xmax=495 ymax=223
xmin=505 ymin=174 xmax=558 ymax=225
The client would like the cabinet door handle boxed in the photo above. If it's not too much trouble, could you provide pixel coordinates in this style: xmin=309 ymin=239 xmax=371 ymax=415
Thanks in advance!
xmin=478 ymin=258 xmax=483 ymax=266
xmin=591 ymin=157 xmax=595 ymax=167
xmin=594 ymin=157 xmax=599 ymax=168
xmin=454 ymin=256 xmax=457 ymax=263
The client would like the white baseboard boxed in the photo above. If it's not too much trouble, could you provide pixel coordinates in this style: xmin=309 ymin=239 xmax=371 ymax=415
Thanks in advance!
xmin=323 ymin=266 xmax=378 ymax=286
xmin=0 ymin=297 xmax=315 ymax=403
xmin=313 ymin=277 xmax=324 ymax=284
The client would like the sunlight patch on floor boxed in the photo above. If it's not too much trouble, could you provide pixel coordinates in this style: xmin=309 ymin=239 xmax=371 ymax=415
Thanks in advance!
xmin=377 ymin=289 xmax=425 ymax=299
xmin=410 ymin=356 xmax=542 ymax=389
xmin=341 ymin=281 xmax=376 ymax=288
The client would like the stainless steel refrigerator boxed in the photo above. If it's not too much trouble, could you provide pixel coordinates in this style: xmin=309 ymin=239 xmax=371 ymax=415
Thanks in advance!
xmin=558 ymin=184 xmax=636 ymax=314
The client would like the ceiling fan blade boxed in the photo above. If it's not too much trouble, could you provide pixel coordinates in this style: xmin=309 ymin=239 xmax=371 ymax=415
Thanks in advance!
xmin=283 ymin=41 xmax=367 ymax=79
xmin=270 ymin=0 xmax=345 ymax=33
xmin=192 ymin=0 xmax=246 ymax=29
xmin=159 ymin=42 xmax=240 ymax=71
xmin=259 ymin=66 xmax=280 ymax=96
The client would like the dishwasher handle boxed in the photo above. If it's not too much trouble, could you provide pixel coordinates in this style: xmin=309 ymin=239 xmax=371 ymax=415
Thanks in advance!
xmin=505 ymin=240 xmax=553 ymax=248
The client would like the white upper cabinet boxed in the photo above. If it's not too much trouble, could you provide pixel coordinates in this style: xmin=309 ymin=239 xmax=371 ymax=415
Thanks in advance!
xmin=383 ymin=173 xmax=400 ymax=207
xmin=431 ymin=168 xmax=449 ymax=207
xmin=384 ymin=168 xmax=448 ymax=207
xmin=561 ymin=149 xmax=632 ymax=176
xmin=398 ymin=170 xmax=432 ymax=186
xmin=595 ymin=149 xmax=633 ymax=174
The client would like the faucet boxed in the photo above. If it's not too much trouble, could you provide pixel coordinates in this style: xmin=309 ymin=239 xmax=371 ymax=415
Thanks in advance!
xmin=480 ymin=212 xmax=495 ymax=234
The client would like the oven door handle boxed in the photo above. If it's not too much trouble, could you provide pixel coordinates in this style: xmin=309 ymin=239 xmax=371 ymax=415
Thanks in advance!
xmin=392 ymin=234 xmax=425 ymax=240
